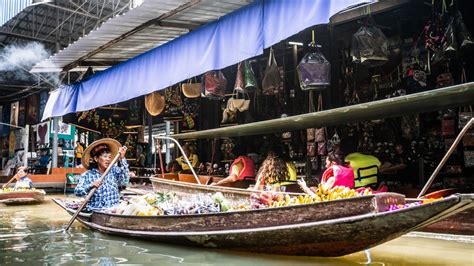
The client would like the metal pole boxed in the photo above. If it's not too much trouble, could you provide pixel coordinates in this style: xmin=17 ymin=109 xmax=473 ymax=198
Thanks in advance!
xmin=155 ymin=136 xmax=201 ymax=184
xmin=165 ymin=121 xmax=171 ymax=164
xmin=23 ymin=125 xmax=29 ymax=168
xmin=52 ymin=117 xmax=59 ymax=168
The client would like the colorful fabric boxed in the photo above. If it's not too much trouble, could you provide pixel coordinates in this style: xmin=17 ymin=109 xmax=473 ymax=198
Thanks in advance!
xmin=74 ymin=158 xmax=129 ymax=210
xmin=14 ymin=176 xmax=33 ymax=189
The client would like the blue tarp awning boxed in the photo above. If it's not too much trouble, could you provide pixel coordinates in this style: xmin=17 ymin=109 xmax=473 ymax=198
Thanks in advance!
xmin=43 ymin=0 xmax=372 ymax=120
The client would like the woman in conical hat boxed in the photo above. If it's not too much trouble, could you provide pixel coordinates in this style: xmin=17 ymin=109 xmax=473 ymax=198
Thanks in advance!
xmin=74 ymin=138 xmax=129 ymax=211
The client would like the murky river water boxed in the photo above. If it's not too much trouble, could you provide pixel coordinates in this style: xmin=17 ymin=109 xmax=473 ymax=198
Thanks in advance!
xmin=1 ymin=195 xmax=473 ymax=265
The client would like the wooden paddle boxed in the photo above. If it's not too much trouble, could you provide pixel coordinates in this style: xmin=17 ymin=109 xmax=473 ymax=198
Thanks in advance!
xmin=417 ymin=117 xmax=474 ymax=198
xmin=2 ymin=175 xmax=17 ymax=189
xmin=65 ymin=152 xmax=121 ymax=231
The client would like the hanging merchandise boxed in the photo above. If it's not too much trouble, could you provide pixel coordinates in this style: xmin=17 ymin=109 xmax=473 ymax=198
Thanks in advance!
xmin=202 ymin=71 xmax=227 ymax=100
xmin=262 ymin=48 xmax=281 ymax=95
xmin=181 ymin=98 xmax=199 ymax=131
xmin=297 ymin=30 xmax=331 ymax=90
xmin=145 ymin=91 xmax=165 ymax=116
xmin=234 ymin=62 xmax=245 ymax=92
xmin=230 ymin=91 xmax=251 ymax=112
xmin=181 ymin=78 xmax=201 ymax=98
xmin=163 ymin=86 xmax=183 ymax=120
xmin=454 ymin=11 xmax=473 ymax=51
xmin=328 ymin=130 xmax=341 ymax=152
xmin=443 ymin=17 xmax=457 ymax=58
xmin=244 ymin=60 xmax=258 ymax=91
xmin=465 ymin=150 xmax=474 ymax=168
xmin=220 ymin=138 xmax=236 ymax=161
xmin=221 ymin=97 xmax=237 ymax=124
xmin=351 ymin=14 xmax=389 ymax=67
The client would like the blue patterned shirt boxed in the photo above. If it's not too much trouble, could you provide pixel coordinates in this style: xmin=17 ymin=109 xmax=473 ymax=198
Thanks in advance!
xmin=75 ymin=158 xmax=129 ymax=210
xmin=14 ymin=176 xmax=33 ymax=189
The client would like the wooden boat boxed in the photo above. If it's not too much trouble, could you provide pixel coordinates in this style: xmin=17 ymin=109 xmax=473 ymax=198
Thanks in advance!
xmin=415 ymin=189 xmax=474 ymax=235
xmin=0 ymin=190 xmax=46 ymax=205
xmin=53 ymin=193 xmax=473 ymax=257
xmin=150 ymin=175 xmax=303 ymax=204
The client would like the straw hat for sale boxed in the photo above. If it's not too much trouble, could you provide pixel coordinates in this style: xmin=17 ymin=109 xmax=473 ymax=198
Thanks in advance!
xmin=82 ymin=138 xmax=121 ymax=169
xmin=145 ymin=91 xmax=165 ymax=116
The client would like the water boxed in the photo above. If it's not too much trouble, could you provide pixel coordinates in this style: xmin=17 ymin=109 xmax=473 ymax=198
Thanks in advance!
xmin=1 ymin=195 xmax=473 ymax=265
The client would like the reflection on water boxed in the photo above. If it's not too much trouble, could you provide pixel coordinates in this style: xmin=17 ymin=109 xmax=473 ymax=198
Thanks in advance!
xmin=0 ymin=195 xmax=473 ymax=265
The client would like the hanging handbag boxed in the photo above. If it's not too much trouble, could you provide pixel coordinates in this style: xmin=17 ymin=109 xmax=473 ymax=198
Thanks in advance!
xmin=297 ymin=49 xmax=331 ymax=90
xmin=454 ymin=11 xmax=473 ymax=51
xmin=234 ymin=62 xmax=245 ymax=92
xmin=244 ymin=60 xmax=258 ymax=91
xmin=262 ymin=48 xmax=281 ymax=95
xmin=237 ymin=92 xmax=251 ymax=112
xmin=181 ymin=78 xmax=201 ymax=98
xmin=314 ymin=94 xmax=327 ymax=142
xmin=352 ymin=23 xmax=389 ymax=67
xmin=306 ymin=91 xmax=317 ymax=142
xmin=203 ymin=71 xmax=227 ymax=100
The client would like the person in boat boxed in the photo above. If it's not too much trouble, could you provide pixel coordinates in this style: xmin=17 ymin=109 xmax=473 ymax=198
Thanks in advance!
xmin=74 ymin=138 xmax=129 ymax=211
xmin=253 ymin=150 xmax=297 ymax=191
xmin=166 ymin=160 xmax=182 ymax=173
xmin=210 ymin=155 xmax=256 ymax=186
xmin=298 ymin=151 xmax=354 ymax=195
xmin=8 ymin=166 xmax=33 ymax=189
xmin=175 ymin=144 xmax=199 ymax=172
xmin=339 ymin=139 xmax=381 ymax=189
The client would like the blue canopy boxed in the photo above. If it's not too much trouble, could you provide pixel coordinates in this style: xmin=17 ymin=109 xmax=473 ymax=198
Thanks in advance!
xmin=43 ymin=0 xmax=372 ymax=120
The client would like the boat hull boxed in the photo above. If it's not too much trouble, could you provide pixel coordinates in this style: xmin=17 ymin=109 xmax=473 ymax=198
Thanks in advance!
xmin=54 ymin=193 xmax=473 ymax=257
xmin=0 ymin=190 xmax=45 ymax=205
xmin=91 ymin=193 xmax=404 ymax=232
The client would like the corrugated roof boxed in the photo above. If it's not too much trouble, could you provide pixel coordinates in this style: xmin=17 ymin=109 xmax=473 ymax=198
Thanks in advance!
xmin=0 ymin=0 xmax=32 ymax=26
xmin=31 ymin=0 xmax=251 ymax=73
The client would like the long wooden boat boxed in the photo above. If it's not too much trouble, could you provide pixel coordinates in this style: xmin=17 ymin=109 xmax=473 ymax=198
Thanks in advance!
xmin=53 ymin=193 xmax=473 ymax=256
xmin=150 ymin=175 xmax=303 ymax=204
xmin=0 ymin=190 xmax=46 ymax=205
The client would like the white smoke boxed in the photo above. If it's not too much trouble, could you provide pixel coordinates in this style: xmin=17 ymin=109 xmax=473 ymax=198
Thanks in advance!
xmin=0 ymin=42 xmax=58 ymax=85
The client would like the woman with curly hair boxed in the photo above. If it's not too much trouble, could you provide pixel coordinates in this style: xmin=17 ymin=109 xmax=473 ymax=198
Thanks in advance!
xmin=253 ymin=151 xmax=296 ymax=190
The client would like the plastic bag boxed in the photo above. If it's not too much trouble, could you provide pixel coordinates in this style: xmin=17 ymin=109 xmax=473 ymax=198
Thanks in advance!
xmin=455 ymin=11 xmax=474 ymax=51
xmin=297 ymin=51 xmax=331 ymax=90
xmin=352 ymin=25 xmax=389 ymax=67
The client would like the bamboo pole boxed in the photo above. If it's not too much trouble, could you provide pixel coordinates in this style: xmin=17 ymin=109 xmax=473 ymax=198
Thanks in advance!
xmin=417 ymin=118 xmax=474 ymax=198
xmin=65 ymin=152 xmax=121 ymax=230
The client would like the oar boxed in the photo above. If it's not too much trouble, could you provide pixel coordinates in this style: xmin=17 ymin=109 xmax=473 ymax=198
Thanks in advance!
xmin=2 ymin=175 xmax=17 ymax=189
xmin=417 ymin=117 xmax=474 ymax=198
xmin=65 ymin=152 xmax=121 ymax=231
xmin=156 ymin=140 xmax=165 ymax=178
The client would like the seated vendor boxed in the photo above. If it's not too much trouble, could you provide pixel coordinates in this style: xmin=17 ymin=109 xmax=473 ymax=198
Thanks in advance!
xmin=210 ymin=155 xmax=255 ymax=186
xmin=166 ymin=160 xmax=182 ymax=173
xmin=175 ymin=144 xmax=199 ymax=171
xmin=10 ymin=166 xmax=33 ymax=189
xmin=298 ymin=151 xmax=354 ymax=195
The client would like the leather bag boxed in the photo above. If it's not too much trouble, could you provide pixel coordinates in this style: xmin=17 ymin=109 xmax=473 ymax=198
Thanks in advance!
xmin=203 ymin=71 xmax=227 ymax=100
